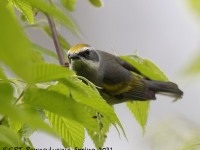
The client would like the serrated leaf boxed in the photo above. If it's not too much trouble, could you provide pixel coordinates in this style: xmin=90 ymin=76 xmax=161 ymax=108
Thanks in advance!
xmin=0 ymin=104 xmax=54 ymax=135
xmin=0 ymin=143 xmax=9 ymax=149
xmin=23 ymin=0 xmax=78 ymax=35
xmin=31 ymin=43 xmax=58 ymax=60
xmin=60 ymin=78 xmax=127 ymax=146
xmin=0 ymin=126 xmax=23 ymax=147
xmin=87 ymin=116 xmax=111 ymax=148
xmin=120 ymin=55 xmax=168 ymax=81
xmin=0 ymin=82 xmax=54 ymax=135
xmin=61 ymin=78 xmax=118 ymax=123
xmin=46 ymin=111 xmax=84 ymax=148
xmin=8 ymin=119 xmax=23 ymax=133
xmin=43 ymin=26 xmax=71 ymax=50
xmin=48 ymin=82 xmax=115 ymax=148
xmin=89 ymin=0 xmax=103 ymax=7
xmin=0 ymin=2 xmax=34 ymax=82
xmin=23 ymin=86 xmax=100 ymax=132
xmin=121 ymin=55 xmax=168 ymax=131
xmin=61 ymin=78 xmax=124 ymax=133
xmin=7 ymin=1 xmax=16 ymax=17
xmin=9 ymin=0 xmax=34 ymax=24
xmin=127 ymin=101 xmax=149 ymax=132
xmin=31 ymin=63 xmax=73 ymax=83
xmin=61 ymin=0 xmax=77 ymax=11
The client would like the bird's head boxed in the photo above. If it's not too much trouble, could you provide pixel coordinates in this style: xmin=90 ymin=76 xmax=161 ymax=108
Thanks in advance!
xmin=67 ymin=44 xmax=100 ymax=73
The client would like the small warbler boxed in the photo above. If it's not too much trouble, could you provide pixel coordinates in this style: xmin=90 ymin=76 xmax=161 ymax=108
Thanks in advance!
xmin=67 ymin=44 xmax=183 ymax=105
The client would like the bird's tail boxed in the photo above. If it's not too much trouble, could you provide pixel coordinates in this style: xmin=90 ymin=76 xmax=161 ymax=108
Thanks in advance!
xmin=145 ymin=80 xmax=183 ymax=99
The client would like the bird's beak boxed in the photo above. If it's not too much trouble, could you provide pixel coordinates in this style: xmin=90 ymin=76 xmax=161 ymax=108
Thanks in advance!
xmin=68 ymin=53 xmax=80 ymax=60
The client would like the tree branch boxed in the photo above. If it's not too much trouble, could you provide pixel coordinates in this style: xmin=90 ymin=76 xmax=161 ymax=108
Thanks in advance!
xmin=46 ymin=14 xmax=66 ymax=66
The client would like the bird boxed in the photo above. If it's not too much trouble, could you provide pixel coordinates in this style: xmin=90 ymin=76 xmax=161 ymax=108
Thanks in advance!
xmin=67 ymin=44 xmax=183 ymax=105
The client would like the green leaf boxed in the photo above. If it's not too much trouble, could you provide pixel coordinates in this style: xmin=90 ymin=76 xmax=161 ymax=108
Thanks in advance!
xmin=182 ymin=142 xmax=200 ymax=150
xmin=30 ymin=51 xmax=44 ymax=63
xmin=0 ymin=104 xmax=54 ymax=135
xmin=9 ymin=0 xmax=34 ymax=24
xmin=31 ymin=43 xmax=58 ymax=60
xmin=61 ymin=78 xmax=124 ymax=131
xmin=61 ymin=0 xmax=77 ymax=11
xmin=0 ymin=143 xmax=9 ymax=148
xmin=23 ymin=86 xmax=100 ymax=132
xmin=183 ymin=52 xmax=200 ymax=76
xmin=0 ymin=2 xmax=34 ymax=81
xmin=23 ymin=83 xmax=123 ymax=148
xmin=19 ymin=124 xmax=35 ymax=139
xmin=87 ymin=115 xmax=111 ymax=148
xmin=0 ymin=81 xmax=15 ymax=120
xmin=7 ymin=1 xmax=16 ymax=16
xmin=0 ymin=81 xmax=14 ymax=104
xmin=17 ymin=104 xmax=46 ymax=139
xmin=120 ymin=55 xmax=168 ymax=81
xmin=89 ymin=0 xmax=103 ymax=7
xmin=31 ymin=63 xmax=73 ymax=83
xmin=60 ymin=78 xmax=127 ymax=144
xmin=0 ymin=126 xmax=23 ymax=147
xmin=49 ymin=81 xmax=117 ymax=148
xmin=0 ymin=68 xmax=7 ymax=79
xmin=23 ymin=138 xmax=34 ymax=147
xmin=46 ymin=111 xmax=84 ymax=148
xmin=8 ymin=119 xmax=23 ymax=133
xmin=121 ymin=55 xmax=168 ymax=131
xmin=43 ymin=26 xmax=71 ymax=50
xmin=0 ymin=82 xmax=54 ymax=135
xmin=126 ymin=101 xmax=150 ymax=132
xmin=24 ymin=0 xmax=78 ymax=34
xmin=189 ymin=0 xmax=200 ymax=14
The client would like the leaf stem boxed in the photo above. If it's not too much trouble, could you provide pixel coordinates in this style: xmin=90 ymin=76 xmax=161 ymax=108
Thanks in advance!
xmin=46 ymin=14 xmax=66 ymax=66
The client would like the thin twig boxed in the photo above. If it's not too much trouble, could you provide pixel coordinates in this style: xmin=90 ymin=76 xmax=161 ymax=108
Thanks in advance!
xmin=46 ymin=14 xmax=66 ymax=66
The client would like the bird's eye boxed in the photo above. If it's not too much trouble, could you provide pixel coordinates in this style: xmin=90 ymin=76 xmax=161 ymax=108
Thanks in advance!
xmin=85 ymin=49 xmax=90 ymax=55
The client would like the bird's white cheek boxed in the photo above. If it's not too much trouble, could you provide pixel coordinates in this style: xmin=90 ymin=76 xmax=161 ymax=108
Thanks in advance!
xmin=69 ymin=64 xmax=73 ymax=70
xmin=69 ymin=59 xmax=82 ymax=71
xmin=69 ymin=60 xmax=75 ymax=70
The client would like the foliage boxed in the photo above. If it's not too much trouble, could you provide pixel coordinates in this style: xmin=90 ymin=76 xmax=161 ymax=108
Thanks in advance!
xmin=89 ymin=0 xmax=103 ymax=7
xmin=186 ymin=0 xmax=200 ymax=76
xmin=0 ymin=0 xmax=171 ymax=149
xmin=120 ymin=55 xmax=168 ymax=132
xmin=183 ymin=53 xmax=200 ymax=76
xmin=145 ymin=117 xmax=200 ymax=150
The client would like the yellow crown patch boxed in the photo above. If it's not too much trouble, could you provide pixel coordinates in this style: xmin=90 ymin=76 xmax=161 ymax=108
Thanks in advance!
xmin=68 ymin=44 xmax=90 ymax=54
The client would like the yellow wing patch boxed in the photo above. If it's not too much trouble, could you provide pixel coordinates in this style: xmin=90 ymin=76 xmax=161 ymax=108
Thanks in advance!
xmin=103 ymin=76 xmax=145 ymax=96
xmin=103 ymin=82 xmax=133 ymax=95
xmin=68 ymin=44 xmax=90 ymax=54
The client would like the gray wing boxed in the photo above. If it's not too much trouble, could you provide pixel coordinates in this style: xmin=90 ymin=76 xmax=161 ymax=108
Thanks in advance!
xmin=116 ymin=57 xmax=151 ymax=80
